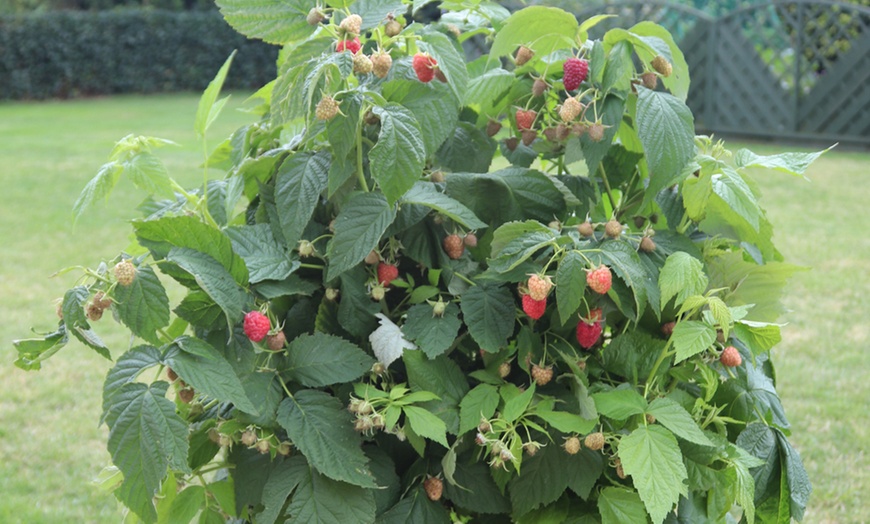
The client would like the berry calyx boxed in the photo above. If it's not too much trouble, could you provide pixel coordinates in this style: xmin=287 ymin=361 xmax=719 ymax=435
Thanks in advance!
xmin=336 ymin=37 xmax=361 ymax=54
xmin=521 ymin=294 xmax=547 ymax=320
xmin=584 ymin=432 xmax=605 ymax=451
xmin=423 ymin=477 xmax=443 ymax=501
xmin=377 ymin=262 xmax=399 ymax=286
xmin=562 ymin=57 xmax=589 ymax=91
xmin=442 ymin=234 xmax=465 ymax=260
xmin=527 ymin=274 xmax=553 ymax=301
xmin=266 ymin=331 xmax=286 ymax=351
xmin=114 ymin=260 xmax=137 ymax=286
xmin=651 ymin=55 xmax=673 ymax=77
xmin=563 ymin=436 xmax=581 ymax=455
xmin=412 ymin=53 xmax=438 ymax=83
xmin=559 ymin=97 xmax=583 ymax=122
xmin=515 ymin=45 xmax=534 ymax=65
xmin=371 ymin=51 xmax=392 ymax=78
xmin=243 ymin=311 xmax=271 ymax=342
xmin=515 ymin=109 xmax=536 ymax=130
xmin=586 ymin=265 xmax=612 ymax=294
xmin=531 ymin=363 xmax=554 ymax=386
xmin=720 ymin=346 xmax=743 ymax=367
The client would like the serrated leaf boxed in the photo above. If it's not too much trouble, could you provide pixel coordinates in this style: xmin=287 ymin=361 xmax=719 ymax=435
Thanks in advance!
xmin=503 ymin=383 xmax=536 ymax=423
xmin=102 ymin=345 xmax=162 ymax=420
xmin=598 ymin=487 xmax=648 ymax=524
xmin=420 ymin=31 xmax=468 ymax=103
xmin=734 ymin=147 xmax=829 ymax=180
xmin=105 ymin=382 xmax=190 ymax=523
xmin=277 ymin=390 xmax=376 ymax=488
xmin=377 ymin=487 xmax=451 ymax=524
xmin=403 ymin=405 xmax=449 ymax=448
xmin=458 ymin=384 xmax=500 ymax=435
xmin=73 ymin=161 xmax=123 ymax=220
xmin=275 ymin=151 xmax=331 ymax=249
xmin=587 ymin=240 xmax=656 ymax=318
xmin=618 ymin=425 xmax=688 ymax=524
xmin=465 ymin=68 xmax=514 ymax=109
xmin=326 ymin=192 xmax=396 ymax=281
xmin=508 ymin=443 xmax=572 ymax=517
xmin=716 ymin=359 xmax=790 ymax=429
xmin=488 ymin=230 xmax=557 ymax=273
xmin=636 ymin=88 xmax=695 ymax=203
xmin=737 ymin=424 xmax=781 ymax=506
xmin=400 ymin=182 xmax=486 ymax=230
xmin=489 ymin=6 xmax=579 ymax=61
xmin=460 ymin=282 xmax=515 ymax=352
xmin=556 ymin=251 xmax=587 ymax=324
xmin=403 ymin=351 xmax=468 ymax=434
xmin=647 ymin=397 xmax=712 ymax=446
xmin=536 ymin=410 xmax=597 ymax=435
xmin=226 ymin=224 xmax=297 ymax=284
xmin=382 ymin=78 xmax=459 ymax=158
xmin=13 ymin=325 xmax=68 ymax=371
xmin=168 ymin=486 xmax=205 ymax=524
xmin=659 ymin=252 xmax=707 ymax=307
xmin=671 ymin=321 xmax=716 ymax=362
xmin=338 ymin=267 xmax=381 ymax=338
xmin=195 ymin=51 xmax=234 ymax=137
xmin=283 ymin=455 xmax=377 ymax=524
xmin=285 ymin=332 xmax=375 ymax=387
xmin=600 ymin=331 xmax=668 ymax=385
xmin=164 ymin=337 xmax=259 ymax=414
xmin=592 ymin=388 xmax=648 ymax=420
xmin=123 ymin=152 xmax=174 ymax=199
xmin=370 ymin=314 xmax=417 ymax=368
xmin=114 ymin=264 xmax=170 ymax=345
xmin=215 ymin=0 xmax=315 ymax=45
xmin=436 ymin=122 xmax=497 ymax=173
xmin=627 ymin=22 xmax=690 ymax=100
xmin=711 ymin=168 xmax=761 ymax=231
xmin=401 ymin=302 xmax=461 ymax=359
xmin=443 ymin=460 xmax=511 ymax=515
xmin=734 ymin=322 xmax=782 ymax=358
xmin=370 ymin=104 xmax=426 ymax=205
xmin=61 ymin=286 xmax=111 ymax=360
xmin=166 ymin=247 xmax=248 ymax=326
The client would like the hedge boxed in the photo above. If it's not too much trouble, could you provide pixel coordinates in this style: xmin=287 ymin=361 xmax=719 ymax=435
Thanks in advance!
xmin=0 ymin=9 xmax=278 ymax=99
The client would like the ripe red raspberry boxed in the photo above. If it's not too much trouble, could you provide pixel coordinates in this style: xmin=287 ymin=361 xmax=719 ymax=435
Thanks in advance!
xmin=515 ymin=45 xmax=534 ymax=65
xmin=377 ymin=262 xmax=399 ymax=286
xmin=562 ymin=58 xmax=589 ymax=91
xmin=266 ymin=331 xmax=286 ymax=351
xmin=584 ymin=432 xmax=605 ymax=451
xmin=442 ymin=234 xmax=465 ymax=260
xmin=527 ymin=274 xmax=553 ymax=301
xmin=586 ymin=265 xmax=612 ymax=294
xmin=576 ymin=319 xmax=603 ymax=349
xmin=423 ymin=477 xmax=443 ymax=501
xmin=243 ymin=311 xmax=271 ymax=342
xmin=371 ymin=51 xmax=392 ymax=78
xmin=563 ymin=436 xmax=581 ymax=455
xmin=720 ymin=346 xmax=742 ymax=367
xmin=515 ymin=109 xmax=536 ymax=130
xmin=315 ymin=96 xmax=339 ymax=121
xmin=522 ymin=294 xmax=547 ymax=320
xmin=336 ymin=37 xmax=361 ymax=54
xmin=114 ymin=259 xmax=137 ymax=286
xmin=531 ymin=363 xmax=553 ymax=386
xmin=412 ymin=53 xmax=438 ymax=83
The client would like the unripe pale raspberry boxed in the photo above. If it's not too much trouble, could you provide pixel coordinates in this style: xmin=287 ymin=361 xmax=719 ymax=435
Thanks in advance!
xmin=424 ymin=477 xmax=443 ymax=501
xmin=241 ymin=429 xmax=258 ymax=446
xmin=114 ymin=260 xmax=137 ymax=286
xmin=352 ymin=53 xmax=373 ymax=74
xmin=531 ymin=363 xmax=553 ymax=386
xmin=432 ymin=299 xmax=447 ymax=317
xmin=277 ymin=442 xmax=292 ymax=456
xmin=498 ymin=361 xmax=511 ymax=378
xmin=339 ymin=14 xmax=362 ymax=36
xmin=584 ymin=432 xmax=605 ymax=451
xmin=325 ymin=288 xmax=339 ymax=301
xmin=298 ymin=239 xmax=316 ymax=257
xmin=364 ymin=250 xmax=381 ymax=265
xmin=640 ymin=236 xmax=656 ymax=253
xmin=532 ymin=78 xmax=548 ymax=97
xmin=604 ymin=219 xmax=622 ymax=238
xmin=442 ymin=234 xmax=465 ymax=260
xmin=384 ymin=19 xmax=402 ymax=37
xmin=370 ymin=285 xmax=386 ymax=302
xmin=651 ymin=55 xmax=673 ymax=77
xmin=577 ymin=221 xmax=594 ymax=237
xmin=265 ymin=331 xmax=286 ymax=351
xmin=588 ymin=122 xmax=606 ymax=142
xmin=586 ymin=265 xmax=612 ymax=294
xmin=430 ymin=170 xmax=445 ymax=183
xmin=720 ymin=346 xmax=742 ymax=367
xmin=559 ymin=97 xmax=583 ymax=122
xmin=527 ymin=274 xmax=553 ymax=301
xmin=464 ymin=233 xmax=478 ymax=248
xmin=256 ymin=439 xmax=271 ymax=454
xmin=94 ymin=291 xmax=112 ymax=310
xmin=86 ymin=303 xmax=103 ymax=321
xmin=641 ymin=71 xmax=658 ymax=90
xmin=563 ymin=436 xmax=581 ymax=455
xmin=307 ymin=7 xmax=325 ymax=25
xmin=371 ymin=51 xmax=392 ymax=78
xmin=515 ymin=45 xmax=534 ymax=66
xmin=315 ymin=96 xmax=339 ymax=121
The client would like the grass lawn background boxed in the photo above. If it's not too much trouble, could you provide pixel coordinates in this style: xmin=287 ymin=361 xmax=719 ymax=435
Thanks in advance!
xmin=1 ymin=93 xmax=867 ymax=523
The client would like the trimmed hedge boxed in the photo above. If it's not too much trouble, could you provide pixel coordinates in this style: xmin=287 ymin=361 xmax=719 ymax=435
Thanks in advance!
xmin=0 ymin=9 xmax=278 ymax=99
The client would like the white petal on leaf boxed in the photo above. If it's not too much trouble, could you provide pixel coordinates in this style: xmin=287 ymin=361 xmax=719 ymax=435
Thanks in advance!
xmin=370 ymin=313 xmax=417 ymax=367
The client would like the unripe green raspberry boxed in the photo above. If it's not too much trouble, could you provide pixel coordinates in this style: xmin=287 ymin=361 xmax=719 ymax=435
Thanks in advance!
xmin=113 ymin=260 xmax=137 ymax=286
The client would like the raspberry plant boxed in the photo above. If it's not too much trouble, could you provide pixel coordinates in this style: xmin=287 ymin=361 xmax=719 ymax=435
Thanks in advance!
xmin=13 ymin=3 xmax=826 ymax=523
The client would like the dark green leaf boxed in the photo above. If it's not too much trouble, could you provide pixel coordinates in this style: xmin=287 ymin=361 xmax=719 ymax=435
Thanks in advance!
xmin=226 ymin=224 xmax=298 ymax=284
xmin=556 ymin=251 xmax=587 ymax=324
xmin=600 ymin=331 xmax=667 ymax=384
xmin=443 ymin=460 xmax=511 ymax=514
xmin=283 ymin=455 xmax=377 ymax=524
xmin=169 ymin=486 xmax=205 ymax=524
xmin=435 ymin=121 xmax=497 ymax=174
xmin=370 ymin=104 xmax=426 ymax=205
xmin=377 ymin=487 xmax=450 ymax=524
xmin=114 ymin=264 xmax=170 ymax=345
xmin=102 ymin=345 xmax=162 ymax=420
xmin=275 ymin=151 xmax=331 ymax=249
xmin=326 ymin=192 xmax=396 ymax=281
xmin=402 ymin=302 xmax=461 ymax=359
xmin=403 ymin=351 xmax=469 ymax=434
xmin=636 ymin=88 xmax=695 ymax=203
xmin=460 ymin=282 xmax=515 ymax=352
xmin=459 ymin=384 xmax=500 ymax=435
xmin=166 ymin=247 xmax=248 ymax=326
xmin=508 ymin=443 xmax=572 ymax=517
xmin=776 ymin=430 xmax=811 ymax=521
xmin=592 ymin=388 xmax=648 ymax=420
xmin=598 ymin=487 xmax=648 ymax=524
xmin=382 ymin=78 xmax=459 ymax=157
xmin=62 ymin=286 xmax=111 ymax=360
xmin=174 ymin=290 xmax=223 ymax=329
xmin=338 ymin=267 xmax=381 ymax=338
xmin=284 ymin=332 xmax=375 ymax=387
xmin=400 ymin=182 xmax=487 ymax=230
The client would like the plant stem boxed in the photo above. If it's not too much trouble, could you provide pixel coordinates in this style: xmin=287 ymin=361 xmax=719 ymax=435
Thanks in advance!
xmin=597 ymin=162 xmax=618 ymax=213
xmin=356 ymin=113 xmax=369 ymax=192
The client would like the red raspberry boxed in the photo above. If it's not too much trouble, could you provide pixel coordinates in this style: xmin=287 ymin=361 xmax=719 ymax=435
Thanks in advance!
xmin=563 ymin=58 xmax=589 ymax=91
xmin=243 ymin=311 xmax=271 ymax=342
xmin=377 ymin=262 xmax=399 ymax=286
xmin=720 ymin=346 xmax=742 ymax=367
xmin=586 ymin=265 xmax=612 ymax=294
xmin=576 ymin=319 xmax=602 ymax=349
xmin=515 ymin=109 xmax=536 ymax=130
xmin=522 ymin=294 xmax=547 ymax=320
xmin=336 ymin=37 xmax=361 ymax=54
xmin=412 ymin=53 xmax=438 ymax=83
xmin=527 ymin=274 xmax=553 ymax=301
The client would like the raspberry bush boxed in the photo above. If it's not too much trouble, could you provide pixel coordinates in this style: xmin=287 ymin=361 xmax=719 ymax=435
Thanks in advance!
xmin=13 ymin=3 xmax=826 ymax=523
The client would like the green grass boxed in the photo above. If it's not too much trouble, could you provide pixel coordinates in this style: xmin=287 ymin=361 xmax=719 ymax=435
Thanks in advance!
xmin=1 ymin=94 xmax=868 ymax=523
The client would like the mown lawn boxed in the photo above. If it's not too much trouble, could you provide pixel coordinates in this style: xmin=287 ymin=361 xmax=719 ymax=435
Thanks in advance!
xmin=1 ymin=94 xmax=867 ymax=523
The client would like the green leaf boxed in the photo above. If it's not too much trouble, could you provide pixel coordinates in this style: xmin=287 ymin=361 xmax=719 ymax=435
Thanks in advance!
xmin=488 ymin=230 xmax=557 ymax=273
xmin=508 ymin=443 xmax=575 ymax=517
xmin=734 ymin=321 xmax=782 ymax=358
xmin=711 ymin=168 xmax=761 ymax=231
xmin=734 ymin=147 xmax=829 ymax=180
xmin=600 ymin=331 xmax=668 ymax=385
xmin=618 ymin=425 xmax=688 ymax=524
xmin=14 ymin=324 xmax=68 ymax=371
xmin=419 ymin=31 xmax=468 ymax=103
xmin=403 ymin=351 xmax=469 ymax=434
xmin=258 ymin=458 xmax=300 ymax=524
xmin=105 ymin=382 xmax=189 ymax=523
xmin=489 ymin=6 xmax=579 ymax=61
xmin=382 ymin=79 xmax=459 ymax=158
xmin=465 ymin=68 xmax=514 ymax=109
xmin=326 ymin=192 xmax=396 ymax=281
xmin=659 ymin=252 xmax=707 ymax=307
xmin=627 ymin=22 xmax=691 ymax=100
xmin=165 ymin=337 xmax=259 ymax=414
xmin=166 ymin=247 xmax=248 ymax=326
xmin=707 ymin=251 xmax=804 ymax=322
xmin=400 ymin=182 xmax=486 ymax=230
xmin=716 ymin=359 xmax=790 ymax=429
xmin=503 ymin=383 xmax=536 ymax=423
xmin=283 ymin=455 xmax=377 ymax=524
xmin=62 ymin=286 xmax=111 ymax=360
xmin=591 ymin=388 xmax=648 ymax=420
xmin=73 ymin=161 xmax=122 ymax=220
xmin=169 ymin=486 xmax=205 ymax=524
xmin=646 ymin=397 xmax=712 ymax=446
xmin=601 ymin=40 xmax=634 ymax=94
xmin=636 ymin=88 xmax=695 ymax=202
xmin=536 ymin=410 xmax=597 ymax=435
xmin=459 ymin=384 xmax=500 ymax=435
xmin=403 ymin=405 xmax=449 ymax=448
xmin=671 ymin=321 xmax=717 ymax=363
xmin=737 ymin=424 xmax=781 ymax=506
xmin=587 ymin=240 xmax=657 ymax=318
xmin=277 ymin=390 xmax=376 ymax=488
xmin=174 ymin=291 xmax=222 ymax=329
xmin=114 ymin=264 xmax=170 ymax=345
xmin=275 ymin=151 xmax=331 ymax=249
xmin=435 ymin=121 xmax=497 ymax=173
xmin=123 ymin=152 xmax=174 ymax=199
xmin=215 ymin=0 xmax=315 ymax=45
xmin=284 ymin=332 xmax=375 ymax=387
xmin=401 ymin=302 xmax=462 ymax=359
xmin=338 ymin=267 xmax=381 ymax=338
xmin=598 ymin=487 xmax=649 ymax=524
xmin=460 ymin=282 xmax=515 ymax=352
xmin=377 ymin=487 xmax=451 ymax=524
xmin=443 ymin=460 xmax=511 ymax=515
xmin=370 ymin=104 xmax=426 ymax=205
xmin=489 ymin=220 xmax=553 ymax=258
xmin=195 ymin=51 xmax=234 ymax=137
xmin=776 ymin=430 xmax=810 ymax=521
xmin=226 ymin=224 xmax=297 ymax=284
xmin=102 ymin=345 xmax=162 ymax=420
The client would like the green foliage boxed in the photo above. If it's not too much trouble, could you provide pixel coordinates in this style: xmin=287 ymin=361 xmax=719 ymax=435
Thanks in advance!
xmin=12 ymin=3 xmax=823 ymax=523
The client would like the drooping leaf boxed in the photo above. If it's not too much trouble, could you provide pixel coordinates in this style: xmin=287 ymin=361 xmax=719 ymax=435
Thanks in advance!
xmin=734 ymin=147 xmax=829 ymax=180
xmin=61 ymin=285 xmax=111 ymax=360
xmin=215 ymin=0 xmax=316 ymax=45
xmin=274 ymin=151 xmax=331 ymax=249
xmin=489 ymin=6 xmax=579 ymax=61
xmin=400 ymin=182 xmax=487 ymax=230
xmin=443 ymin=460 xmax=511 ymax=514
xmin=284 ymin=332 xmax=375 ymax=387
xmin=166 ymin=247 xmax=248 ymax=326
